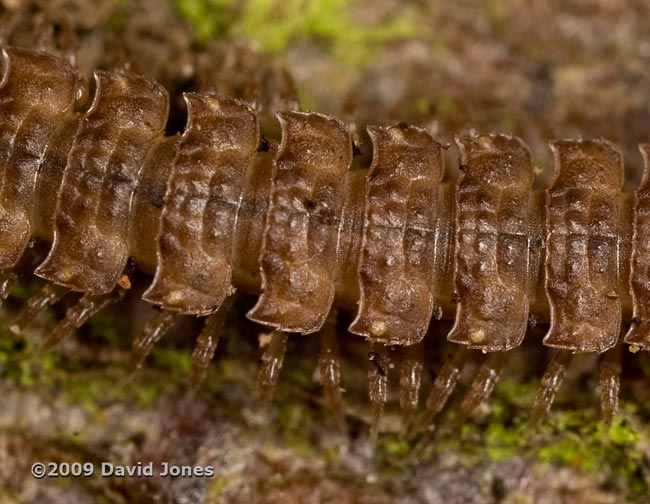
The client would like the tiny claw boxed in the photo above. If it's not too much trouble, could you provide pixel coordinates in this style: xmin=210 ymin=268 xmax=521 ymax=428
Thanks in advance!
xmin=0 ymin=269 xmax=17 ymax=307
xmin=257 ymin=331 xmax=288 ymax=405
xmin=600 ymin=342 xmax=623 ymax=426
xmin=367 ymin=347 xmax=389 ymax=445
xmin=126 ymin=366 xmax=139 ymax=382
xmin=452 ymin=352 xmax=504 ymax=429
xmin=13 ymin=283 xmax=67 ymax=333
xmin=190 ymin=297 xmax=233 ymax=387
xmin=399 ymin=344 xmax=424 ymax=431
xmin=412 ymin=347 xmax=468 ymax=434
xmin=131 ymin=310 xmax=177 ymax=372
xmin=44 ymin=289 xmax=124 ymax=348
xmin=317 ymin=310 xmax=346 ymax=429
xmin=44 ymin=318 xmax=75 ymax=349
xmin=531 ymin=349 xmax=573 ymax=425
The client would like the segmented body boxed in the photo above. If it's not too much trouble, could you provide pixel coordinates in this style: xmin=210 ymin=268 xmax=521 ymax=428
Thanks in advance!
xmin=1 ymin=45 xmax=647 ymax=436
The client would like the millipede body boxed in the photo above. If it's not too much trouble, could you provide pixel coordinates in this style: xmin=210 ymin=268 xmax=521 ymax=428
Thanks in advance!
xmin=1 ymin=43 xmax=648 ymax=437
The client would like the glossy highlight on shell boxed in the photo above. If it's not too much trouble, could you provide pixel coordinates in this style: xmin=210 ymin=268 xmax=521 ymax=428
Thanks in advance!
xmin=1 ymin=42 xmax=648 ymax=444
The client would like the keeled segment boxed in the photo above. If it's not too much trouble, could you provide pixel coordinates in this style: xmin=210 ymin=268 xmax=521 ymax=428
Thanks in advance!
xmin=143 ymin=94 xmax=259 ymax=314
xmin=447 ymin=135 xmax=533 ymax=352
xmin=36 ymin=70 xmax=168 ymax=293
xmin=0 ymin=47 xmax=79 ymax=267
xmin=247 ymin=112 xmax=352 ymax=334
xmin=544 ymin=140 xmax=623 ymax=353
xmin=625 ymin=144 xmax=650 ymax=350
xmin=349 ymin=124 xmax=443 ymax=346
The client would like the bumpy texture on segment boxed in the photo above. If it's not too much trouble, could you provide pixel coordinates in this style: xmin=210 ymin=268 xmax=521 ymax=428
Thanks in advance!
xmin=144 ymin=94 xmax=259 ymax=315
xmin=544 ymin=140 xmax=624 ymax=353
xmin=36 ymin=70 xmax=168 ymax=293
xmin=447 ymin=135 xmax=533 ymax=352
xmin=349 ymin=124 xmax=443 ymax=346
xmin=247 ymin=112 xmax=352 ymax=334
xmin=0 ymin=47 xmax=78 ymax=267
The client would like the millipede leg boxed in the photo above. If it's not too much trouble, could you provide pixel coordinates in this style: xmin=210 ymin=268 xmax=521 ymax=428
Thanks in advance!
xmin=130 ymin=310 xmax=177 ymax=372
xmin=57 ymin=20 xmax=81 ymax=68
xmin=531 ymin=349 xmax=573 ymax=425
xmin=190 ymin=297 xmax=233 ymax=387
xmin=399 ymin=343 xmax=424 ymax=429
xmin=0 ymin=269 xmax=17 ymax=307
xmin=452 ymin=351 xmax=504 ymax=428
xmin=34 ymin=18 xmax=54 ymax=52
xmin=599 ymin=341 xmax=623 ymax=425
xmin=415 ymin=347 xmax=469 ymax=432
xmin=10 ymin=283 xmax=67 ymax=334
xmin=258 ymin=330 xmax=288 ymax=404
xmin=45 ymin=289 xmax=125 ymax=348
xmin=368 ymin=346 xmax=390 ymax=446
xmin=317 ymin=311 xmax=345 ymax=428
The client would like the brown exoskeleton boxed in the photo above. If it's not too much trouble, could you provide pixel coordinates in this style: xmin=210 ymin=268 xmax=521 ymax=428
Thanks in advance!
xmin=0 ymin=43 xmax=645 ymax=444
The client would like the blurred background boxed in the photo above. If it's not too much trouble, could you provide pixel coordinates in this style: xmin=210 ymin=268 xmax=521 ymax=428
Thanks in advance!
xmin=1 ymin=1 xmax=650 ymax=502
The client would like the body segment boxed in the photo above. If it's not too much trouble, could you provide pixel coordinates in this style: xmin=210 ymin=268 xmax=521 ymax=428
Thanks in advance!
xmin=143 ymin=94 xmax=259 ymax=314
xmin=36 ymin=70 xmax=168 ymax=293
xmin=349 ymin=124 xmax=444 ymax=346
xmin=0 ymin=47 xmax=80 ymax=267
xmin=447 ymin=135 xmax=533 ymax=352
xmin=543 ymin=140 xmax=624 ymax=353
xmin=247 ymin=112 xmax=352 ymax=334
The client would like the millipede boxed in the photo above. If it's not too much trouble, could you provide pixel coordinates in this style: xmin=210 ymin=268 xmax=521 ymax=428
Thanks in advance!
xmin=0 ymin=39 xmax=648 ymax=446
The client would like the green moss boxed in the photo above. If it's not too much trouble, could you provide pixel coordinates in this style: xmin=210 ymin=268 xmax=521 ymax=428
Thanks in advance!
xmin=537 ymin=432 xmax=595 ymax=468
xmin=0 ymin=319 xmax=132 ymax=399
xmin=214 ymin=349 xmax=256 ymax=391
xmin=173 ymin=0 xmax=238 ymax=42
xmin=150 ymin=347 xmax=192 ymax=375
xmin=106 ymin=0 xmax=133 ymax=33
xmin=484 ymin=423 xmax=524 ymax=461
xmin=62 ymin=371 xmax=126 ymax=414
xmin=283 ymin=360 xmax=314 ymax=390
xmin=275 ymin=402 xmax=316 ymax=457
xmin=411 ymin=97 xmax=432 ymax=116
xmin=481 ymin=0 xmax=507 ymax=34
xmin=381 ymin=434 xmax=411 ymax=457
xmin=62 ymin=368 xmax=178 ymax=412
xmin=207 ymin=474 xmax=232 ymax=500
xmin=417 ymin=397 xmax=648 ymax=497
xmin=0 ymin=320 xmax=183 ymax=412
xmin=535 ymin=413 xmax=648 ymax=495
xmin=84 ymin=312 xmax=124 ymax=347
xmin=175 ymin=0 xmax=416 ymax=65
xmin=133 ymin=379 xmax=167 ymax=408
xmin=0 ymin=332 xmax=40 ymax=387
xmin=433 ymin=96 xmax=460 ymax=122
xmin=607 ymin=416 xmax=639 ymax=444
xmin=494 ymin=379 xmax=539 ymax=410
